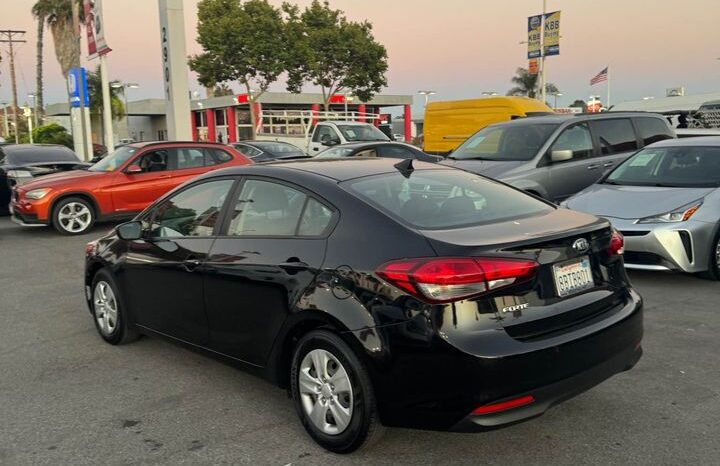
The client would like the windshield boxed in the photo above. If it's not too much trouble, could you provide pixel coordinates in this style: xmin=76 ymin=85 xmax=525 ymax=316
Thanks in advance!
xmin=606 ymin=146 xmax=720 ymax=188
xmin=344 ymin=169 xmax=552 ymax=229
xmin=89 ymin=146 xmax=137 ymax=172
xmin=336 ymin=124 xmax=389 ymax=142
xmin=315 ymin=146 xmax=355 ymax=158
xmin=450 ymin=123 xmax=558 ymax=161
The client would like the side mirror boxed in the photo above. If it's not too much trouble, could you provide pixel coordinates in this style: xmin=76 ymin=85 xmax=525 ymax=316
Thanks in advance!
xmin=551 ymin=149 xmax=574 ymax=162
xmin=116 ymin=220 xmax=143 ymax=241
xmin=322 ymin=139 xmax=340 ymax=147
xmin=125 ymin=164 xmax=142 ymax=174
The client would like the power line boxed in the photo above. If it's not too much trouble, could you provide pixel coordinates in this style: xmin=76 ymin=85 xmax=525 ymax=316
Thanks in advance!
xmin=0 ymin=29 xmax=27 ymax=143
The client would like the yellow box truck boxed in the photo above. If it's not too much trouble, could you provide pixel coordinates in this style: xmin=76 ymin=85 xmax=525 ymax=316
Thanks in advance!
xmin=423 ymin=96 xmax=554 ymax=154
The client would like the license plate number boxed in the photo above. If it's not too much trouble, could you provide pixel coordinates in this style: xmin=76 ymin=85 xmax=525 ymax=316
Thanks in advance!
xmin=553 ymin=257 xmax=593 ymax=297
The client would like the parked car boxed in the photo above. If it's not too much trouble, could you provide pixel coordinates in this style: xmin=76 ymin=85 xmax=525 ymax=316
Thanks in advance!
xmin=10 ymin=141 xmax=250 ymax=235
xmin=314 ymin=141 xmax=441 ymax=162
xmin=231 ymin=141 xmax=309 ymax=162
xmin=1 ymin=144 xmax=87 ymax=215
xmin=563 ymin=137 xmax=720 ymax=278
xmin=676 ymin=128 xmax=720 ymax=138
xmin=441 ymin=112 xmax=676 ymax=202
xmin=84 ymin=158 xmax=642 ymax=453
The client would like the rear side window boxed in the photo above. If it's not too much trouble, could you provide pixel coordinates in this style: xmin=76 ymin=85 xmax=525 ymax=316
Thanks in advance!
xmin=174 ymin=148 xmax=206 ymax=169
xmin=590 ymin=119 xmax=638 ymax=154
xmin=345 ymin=169 xmax=553 ymax=230
xmin=635 ymin=117 xmax=674 ymax=146
xmin=208 ymin=148 xmax=234 ymax=164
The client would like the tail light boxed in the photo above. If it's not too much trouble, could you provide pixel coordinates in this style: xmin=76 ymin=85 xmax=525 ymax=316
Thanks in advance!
xmin=472 ymin=395 xmax=535 ymax=415
xmin=609 ymin=229 xmax=624 ymax=256
xmin=376 ymin=257 xmax=537 ymax=304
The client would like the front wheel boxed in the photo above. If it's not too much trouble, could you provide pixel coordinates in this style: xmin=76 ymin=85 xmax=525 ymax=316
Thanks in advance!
xmin=290 ymin=330 xmax=384 ymax=453
xmin=699 ymin=229 xmax=720 ymax=280
xmin=53 ymin=196 xmax=95 ymax=235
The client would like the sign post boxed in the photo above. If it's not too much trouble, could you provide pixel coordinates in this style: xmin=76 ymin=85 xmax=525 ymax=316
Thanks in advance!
xmin=158 ymin=0 xmax=192 ymax=141
xmin=68 ymin=67 xmax=91 ymax=160
xmin=85 ymin=0 xmax=114 ymax=151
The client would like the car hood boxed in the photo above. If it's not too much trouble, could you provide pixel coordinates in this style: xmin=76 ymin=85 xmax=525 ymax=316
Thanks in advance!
xmin=439 ymin=158 xmax=526 ymax=179
xmin=17 ymin=168 xmax=107 ymax=190
xmin=564 ymin=184 xmax=715 ymax=220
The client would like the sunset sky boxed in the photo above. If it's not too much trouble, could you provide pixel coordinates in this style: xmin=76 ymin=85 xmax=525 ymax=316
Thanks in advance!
xmin=1 ymin=0 xmax=719 ymax=113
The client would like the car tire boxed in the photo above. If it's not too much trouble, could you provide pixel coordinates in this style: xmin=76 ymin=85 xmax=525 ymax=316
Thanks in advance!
xmin=290 ymin=329 xmax=384 ymax=453
xmin=91 ymin=269 xmax=140 ymax=345
xmin=52 ymin=196 xmax=96 ymax=235
xmin=698 ymin=228 xmax=720 ymax=280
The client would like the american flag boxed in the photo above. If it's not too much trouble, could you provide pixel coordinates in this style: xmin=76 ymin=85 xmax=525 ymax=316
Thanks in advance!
xmin=590 ymin=67 xmax=608 ymax=86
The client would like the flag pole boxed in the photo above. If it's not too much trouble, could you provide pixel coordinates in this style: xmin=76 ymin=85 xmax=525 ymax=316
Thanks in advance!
xmin=606 ymin=66 xmax=611 ymax=109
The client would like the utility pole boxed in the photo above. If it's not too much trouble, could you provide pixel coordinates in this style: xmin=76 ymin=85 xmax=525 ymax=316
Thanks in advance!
xmin=0 ymin=30 xmax=27 ymax=143
xmin=539 ymin=0 xmax=547 ymax=104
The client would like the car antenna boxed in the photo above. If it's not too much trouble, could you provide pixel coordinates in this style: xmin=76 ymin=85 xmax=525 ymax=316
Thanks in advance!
xmin=394 ymin=158 xmax=414 ymax=178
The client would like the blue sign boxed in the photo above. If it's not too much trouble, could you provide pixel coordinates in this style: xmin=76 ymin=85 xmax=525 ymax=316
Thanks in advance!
xmin=67 ymin=67 xmax=90 ymax=108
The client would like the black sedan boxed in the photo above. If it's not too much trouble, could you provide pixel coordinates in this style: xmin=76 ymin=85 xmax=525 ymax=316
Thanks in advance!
xmin=231 ymin=140 xmax=309 ymax=162
xmin=0 ymin=144 xmax=86 ymax=215
xmin=314 ymin=141 xmax=441 ymax=162
xmin=84 ymin=158 xmax=643 ymax=453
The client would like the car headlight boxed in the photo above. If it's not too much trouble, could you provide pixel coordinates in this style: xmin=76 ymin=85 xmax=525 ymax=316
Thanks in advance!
xmin=25 ymin=188 xmax=52 ymax=200
xmin=637 ymin=201 xmax=702 ymax=224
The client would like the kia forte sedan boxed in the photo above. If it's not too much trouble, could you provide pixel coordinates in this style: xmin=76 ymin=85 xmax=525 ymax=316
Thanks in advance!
xmin=84 ymin=158 xmax=643 ymax=453
xmin=563 ymin=137 xmax=720 ymax=279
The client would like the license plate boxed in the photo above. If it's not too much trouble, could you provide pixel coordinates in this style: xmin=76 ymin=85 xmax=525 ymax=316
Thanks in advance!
xmin=553 ymin=257 xmax=593 ymax=297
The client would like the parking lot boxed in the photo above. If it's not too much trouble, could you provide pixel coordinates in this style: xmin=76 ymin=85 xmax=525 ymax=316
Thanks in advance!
xmin=1 ymin=216 xmax=719 ymax=466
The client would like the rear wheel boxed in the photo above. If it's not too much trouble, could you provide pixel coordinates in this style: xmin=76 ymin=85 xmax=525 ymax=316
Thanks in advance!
xmin=290 ymin=330 xmax=384 ymax=453
xmin=91 ymin=269 xmax=139 ymax=344
xmin=53 ymin=196 xmax=95 ymax=235
xmin=699 ymin=229 xmax=720 ymax=280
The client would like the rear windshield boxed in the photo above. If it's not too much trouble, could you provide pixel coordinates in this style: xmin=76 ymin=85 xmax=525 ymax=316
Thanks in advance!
xmin=605 ymin=146 xmax=720 ymax=188
xmin=344 ymin=169 xmax=553 ymax=229
xmin=4 ymin=146 xmax=79 ymax=165
xmin=315 ymin=146 xmax=355 ymax=158
xmin=450 ymin=123 xmax=558 ymax=161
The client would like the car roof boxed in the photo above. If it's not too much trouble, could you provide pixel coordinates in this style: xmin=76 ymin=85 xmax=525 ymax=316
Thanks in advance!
xmin=490 ymin=111 xmax=666 ymax=127
xmin=127 ymin=140 xmax=230 ymax=149
xmin=330 ymin=141 xmax=418 ymax=149
xmin=203 ymin=157 xmax=449 ymax=182
xmin=234 ymin=140 xmax=300 ymax=148
xmin=645 ymin=136 xmax=720 ymax=148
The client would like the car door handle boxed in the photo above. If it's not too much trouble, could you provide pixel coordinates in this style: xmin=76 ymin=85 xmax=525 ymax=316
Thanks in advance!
xmin=312 ymin=147 xmax=319 ymax=151
xmin=603 ymin=162 xmax=614 ymax=167
xmin=279 ymin=259 xmax=309 ymax=270
xmin=586 ymin=164 xmax=600 ymax=170
xmin=183 ymin=257 xmax=202 ymax=272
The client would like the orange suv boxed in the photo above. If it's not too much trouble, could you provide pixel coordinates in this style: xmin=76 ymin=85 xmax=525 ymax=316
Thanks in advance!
xmin=10 ymin=141 xmax=251 ymax=235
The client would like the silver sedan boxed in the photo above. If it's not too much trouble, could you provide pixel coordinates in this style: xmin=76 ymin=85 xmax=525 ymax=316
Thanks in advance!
xmin=563 ymin=137 xmax=720 ymax=279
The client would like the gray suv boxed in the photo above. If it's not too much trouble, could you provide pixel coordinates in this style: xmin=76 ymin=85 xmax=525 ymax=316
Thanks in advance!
xmin=441 ymin=113 xmax=675 ymax=202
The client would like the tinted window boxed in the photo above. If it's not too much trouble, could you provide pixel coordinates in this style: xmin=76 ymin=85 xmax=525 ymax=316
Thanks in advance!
xmin=89 ymin=146 xmax=137 ymax=172
xmin=209 ymin=148 xmax=233 ymax=164
xmin=234 ymin=145 xmax=263 ymax=158
xmin=550 ymin=123 xmax=593 ymax=160
xmin=298 ymin=198 xmax=334 ymax=236
xmin=137 ymin=149 xmax=169 ymax=172
xmin=590 ymin=119 xmax=638 ymax=154
xmin=376 ymin=145 xmax=417 ymax=159
xmin=345 ymin=169 xmax=553 ymax=229
xmin=606 ymin=146 xmax=720 ymax=187
xmin=150 ymin=179 xmax=234 ymax=238
xmin=313 ymin=125 xmax=337 ymax=143
xmin=227 ymin=180 xmax=307 ymax=236
xmin=5 ymin=145 xmax=79 ymax=165
xmin=451 ymin=123 xmax=558 ymax=161
xmin=173 ymin=148 xmax=206 ymax=169
xmin=254 ymin=142 xmax=305 ymax=158
xmin=635 ymin=117 xmax=674 ymax=146
xmin=314 ymin=146 xmax=355 ymax=158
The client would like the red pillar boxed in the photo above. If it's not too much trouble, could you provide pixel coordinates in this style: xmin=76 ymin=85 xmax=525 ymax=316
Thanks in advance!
xmin=206 ymin=109 xmax=216 ymax=142
xmin=357 ymin=104 xmax=366 ymax=123
xmin=311 ymin=103 xmax=319 ymax=127
xmin=190 ymin=111 xmax=198 ymax=141
xmin=403 ymin=104 xmax=412 ymax=142
xmin=226 ymin=107 xmax=237 ymax=143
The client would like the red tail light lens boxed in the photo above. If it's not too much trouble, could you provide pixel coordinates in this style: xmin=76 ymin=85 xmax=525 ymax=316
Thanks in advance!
xmin=472 ymin=395 xmax=535 ymax=415
xmin=609 ymin=229 xmax=624 ymax=256
xmin=376 ymin=257 xmax=537 ymax=304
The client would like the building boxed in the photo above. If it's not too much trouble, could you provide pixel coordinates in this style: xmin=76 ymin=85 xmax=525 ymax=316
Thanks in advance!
xmin=45 ymin=91 xmax=413 ymax=146
xmin=611 ymin=91 xmax=720 ymax=113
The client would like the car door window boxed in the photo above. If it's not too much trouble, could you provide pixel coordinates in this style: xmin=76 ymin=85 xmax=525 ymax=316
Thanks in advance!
xmin=376 ymin=145 xmax=416 ymax=159
xmin=137 ymin=149 xmax=169 ymax=173
xmin=150 ymin=179 xmax=234 ymax=238
xmin=590 ymin=119 xmax=638 ymax=155
xmin=313 ymin=126 xmax=336 ymax=143
xmin=173 ymin=148 xmax=206 ymax=169
xmin=206 ymin=148 xmax=234 ymax=165
xmin=550 ymin=124 xmax=593 ymax=161
xmin=635 ymin=117 xmax=674 ymax=146
xmin=235 ymin=144 xmax=262 ymax=158
xmin=227 ymin=180 xmax=307 ymax=236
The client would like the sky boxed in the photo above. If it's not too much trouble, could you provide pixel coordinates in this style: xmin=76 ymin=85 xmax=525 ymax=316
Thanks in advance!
xmin=1 ymin=0 xmax=719 ymax=115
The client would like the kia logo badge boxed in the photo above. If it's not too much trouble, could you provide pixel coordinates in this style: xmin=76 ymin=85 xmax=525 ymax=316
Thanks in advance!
xmin=573 ymin=238 xmax=589 ymax=252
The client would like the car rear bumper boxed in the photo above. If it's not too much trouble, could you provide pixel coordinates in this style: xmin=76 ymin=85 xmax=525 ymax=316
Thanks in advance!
xmin=607 ymin=217 xmax=716 ymax=273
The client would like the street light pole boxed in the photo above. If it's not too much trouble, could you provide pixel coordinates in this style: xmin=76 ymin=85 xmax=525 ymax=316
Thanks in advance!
xmin=417 ymin=90 xmax=436 ymax=107
xmin=112 ymin=82 xmax=139 ymax=142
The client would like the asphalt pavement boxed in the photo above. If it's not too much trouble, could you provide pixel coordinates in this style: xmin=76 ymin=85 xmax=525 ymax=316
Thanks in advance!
xmin=1 ymin=217 xmax=719 ymax=466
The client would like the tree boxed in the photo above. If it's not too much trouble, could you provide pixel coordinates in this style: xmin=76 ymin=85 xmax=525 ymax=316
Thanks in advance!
xmin=213 ymin=83 xmax=235 ymax=97
xmin=569 ymin=99 xmax=587 ymax=113
xmin=32 ymin=0 xmax=82 ymax=80
xmin=506 ymin=67 xmax=558 ymax=99
xmin=284 ymin=1 xmax=388 ymax=112
xmin=189 ymin=0 xmax=287 ymax=139
xmin=19 ymin=123 xmax=74 ymax=148
xmin=31 ymin=2 xmax=48 ymax=123
xmin=87 ymin=67 xmax=125 ymax=144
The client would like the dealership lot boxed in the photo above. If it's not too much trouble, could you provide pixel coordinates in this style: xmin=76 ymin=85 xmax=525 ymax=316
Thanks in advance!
xmin=1 ymin=217 xmax=719 ymax=466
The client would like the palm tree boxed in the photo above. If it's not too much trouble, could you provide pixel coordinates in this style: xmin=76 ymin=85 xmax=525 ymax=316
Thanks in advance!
xmin=86 ymin=67 xmax=125 ymax=144
xmin=506 ymin=67 xmax=559 ymax=99
xmin=32 ymin=0 xmax=82 ymax=81
xmin=30 ymin=2 xmax=47 ymax=123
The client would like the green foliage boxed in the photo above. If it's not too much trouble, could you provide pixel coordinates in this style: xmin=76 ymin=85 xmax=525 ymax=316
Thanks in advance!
xmin=283 ymin=0 xmax=388 ymax=110
xmin=507 ymin=67 xmax=558 ymax=99
xmin=19 ymin=123 xmax=74 ymax=148
xmin=87 ymin=67 xmax=125 ymax=120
